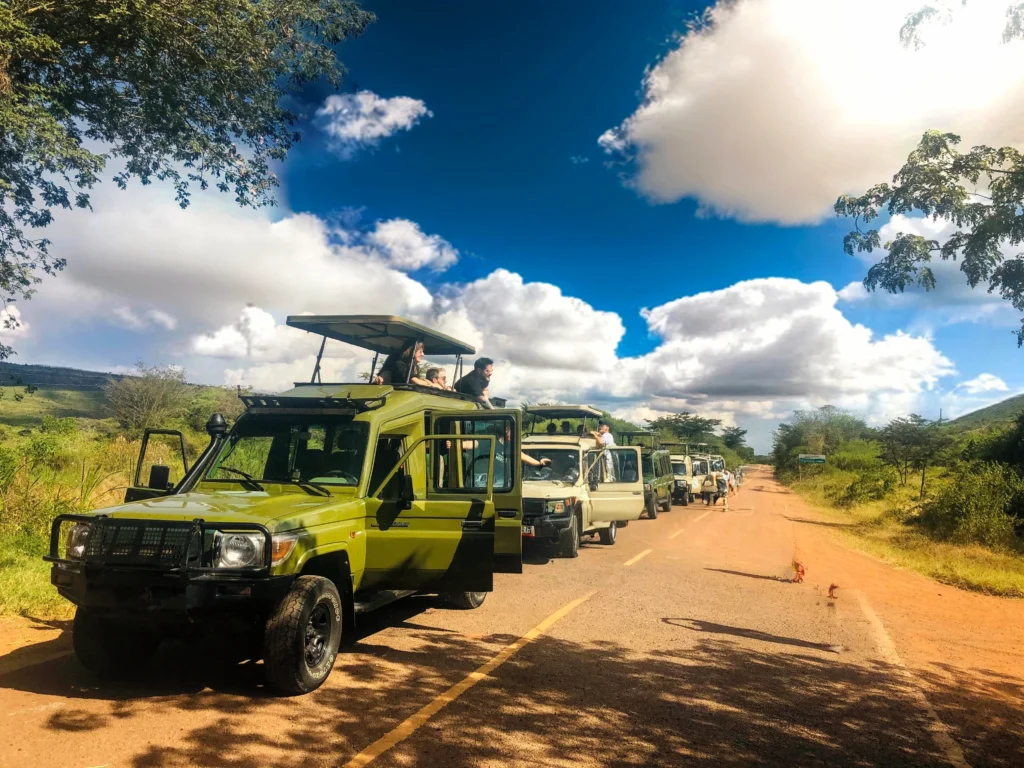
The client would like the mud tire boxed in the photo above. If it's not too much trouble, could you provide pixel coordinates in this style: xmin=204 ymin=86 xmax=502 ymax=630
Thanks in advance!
xmin=263 ymin=575 xmax=342 ymax=696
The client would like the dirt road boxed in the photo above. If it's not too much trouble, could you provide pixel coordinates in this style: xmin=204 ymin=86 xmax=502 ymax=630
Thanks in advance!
xmin=1 ymin=468 xmax=1021 ymax=767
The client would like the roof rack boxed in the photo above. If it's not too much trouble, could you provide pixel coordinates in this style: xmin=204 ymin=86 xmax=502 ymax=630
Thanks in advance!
xmin=285 ymin=314 xmax=476 ymax=386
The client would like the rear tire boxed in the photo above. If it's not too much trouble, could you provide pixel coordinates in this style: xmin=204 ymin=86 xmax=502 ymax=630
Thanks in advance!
xmin=598 ymin=521 xmax=617 ymax=545
xmin=558 ymin=511 xmax=581 ymax=558
xmin=263 ymin=575 xmax=342 ymax=696
xmin=680 ymin=492 xmax=689 ymax=507
xmin=73 ymin=608 xmax=156 ymax=677
xmin=445 ymin=591 xmax=487 ymax=609
xmin=645 ymin=495 xmax=658 ymax=519
xmin=661 ymin=494 xmax=672 ymax=512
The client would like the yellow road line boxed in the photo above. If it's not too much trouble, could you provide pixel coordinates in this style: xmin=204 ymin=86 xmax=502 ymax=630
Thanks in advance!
xmin=623 ymin=549 xmax=652 ymax=567
xmin=855 ymin=591 xmax=970 ymax=768
xmin=669 ymin=528 xmax=686 ymax=540
xmin=342 ymin=590 xmax=597 ymax=768
xmin=692 ymin=510 xmax=711 ymax=523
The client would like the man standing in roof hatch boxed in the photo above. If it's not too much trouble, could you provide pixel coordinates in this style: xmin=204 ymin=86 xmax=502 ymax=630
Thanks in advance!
xmin=455 ymin=357 xmax=494 ymax=409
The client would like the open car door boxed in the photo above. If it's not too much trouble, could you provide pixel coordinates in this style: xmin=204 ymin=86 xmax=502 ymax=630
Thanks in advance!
xmin=586 ymin=446 xmax=645 ymax=523
xmin=432 ymin=409 xmax=523 ymax=574
xmin=364 ymin=434 xmax=496 ymax=593
xmin=124 ymin=429 xmax=189 ymax=503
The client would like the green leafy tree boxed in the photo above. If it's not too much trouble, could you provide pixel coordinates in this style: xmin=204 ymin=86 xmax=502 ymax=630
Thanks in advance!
xmin=0 ymin=0 xmax=374 ymax=359
xmin=836 ymin=6 xmax=1024 ymax=346
xmin=646 ymin=413 xmax=722 ymax=443
xmin=721 ymin=426 xmax=748 ymax=451
xmin=105 ymin=361 xmax=189 ymax=430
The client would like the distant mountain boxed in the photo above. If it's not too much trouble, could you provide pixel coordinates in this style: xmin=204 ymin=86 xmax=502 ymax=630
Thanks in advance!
xmin=0 ymin=362 xmax=122 ymax=390
xmin=952 ymin=393 xmax=1024 ymax=427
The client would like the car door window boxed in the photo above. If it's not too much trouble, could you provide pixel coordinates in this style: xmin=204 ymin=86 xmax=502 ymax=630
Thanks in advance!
xmin=433 ymin=415 xmax=515 ymax=493
xmin=370 ymin=436 xmax=406 ymax=497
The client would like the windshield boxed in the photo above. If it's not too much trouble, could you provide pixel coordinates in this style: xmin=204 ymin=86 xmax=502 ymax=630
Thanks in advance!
xmin=692 ymin=460 xmax=709 ymax=476
xmin=205 ymin=414 xmax=370 ymax=488
xmin=711 ymin=458 xmax=725 ymax=472
xmin=672 ymin=461 xmax=688 ymax=476
xmin=522 ymin=449 xmax=581 ymax=484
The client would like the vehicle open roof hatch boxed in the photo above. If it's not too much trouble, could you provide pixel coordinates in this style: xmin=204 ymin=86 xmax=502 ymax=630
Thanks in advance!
xmin=286 ymin=314 xmax=476 ymax=385
xmin=287 ymin=315 xmax=475 ymax=356
xmin=524 ymin=405 xmax=603 ymax=420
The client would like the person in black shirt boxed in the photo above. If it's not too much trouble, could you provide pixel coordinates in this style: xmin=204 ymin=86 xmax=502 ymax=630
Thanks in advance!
xmin=454 ymin=357 xmax=494 ymax=408
xmin=373 ymin=341 xmax=431 ymax=386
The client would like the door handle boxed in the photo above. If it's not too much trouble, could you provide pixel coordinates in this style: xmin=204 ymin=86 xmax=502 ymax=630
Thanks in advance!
xmin=462 ymin=520 xmax=484 ymax=530
xmin=497 ymin=509 xmax=518 ymax=519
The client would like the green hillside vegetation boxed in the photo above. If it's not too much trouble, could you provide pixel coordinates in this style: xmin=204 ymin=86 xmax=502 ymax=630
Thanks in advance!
xmin=772 ymin=405 xmax=1024 ymax=597
xmin=0 ymin=364 xmax=248 ymax=617
xmin=951 ymin=392 xmax=1024 ymax=428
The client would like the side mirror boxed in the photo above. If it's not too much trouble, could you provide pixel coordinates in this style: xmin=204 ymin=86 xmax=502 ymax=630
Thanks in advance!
xmin=589 ymin=480 xmax=599 ymax=492
xmin=148 ymin=464 xmax=171 ymax=490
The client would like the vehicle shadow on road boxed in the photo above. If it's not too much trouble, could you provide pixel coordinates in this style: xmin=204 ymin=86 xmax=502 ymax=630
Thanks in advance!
xmin=3 ymin=622 xmax=1017 ymax=767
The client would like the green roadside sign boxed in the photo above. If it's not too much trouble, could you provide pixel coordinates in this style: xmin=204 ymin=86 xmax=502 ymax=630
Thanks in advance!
xmin=798 ymin=454 xmax=826 ymax=464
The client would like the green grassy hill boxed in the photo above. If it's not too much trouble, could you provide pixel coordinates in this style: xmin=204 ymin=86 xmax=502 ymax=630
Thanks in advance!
xmin=952 ymin=392 xmax=1024 ymax=427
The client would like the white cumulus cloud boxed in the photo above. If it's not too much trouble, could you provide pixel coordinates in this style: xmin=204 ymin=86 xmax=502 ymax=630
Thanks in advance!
xmin=317 ymin=91 xmax=432 ymax=158
xmin=368 ymin=219 xmax=458 ymax=272
xmin=957 ymin=373 xmax=1009 ymax=395
xmin=601 ymin=0 xmax=1024 ymax=223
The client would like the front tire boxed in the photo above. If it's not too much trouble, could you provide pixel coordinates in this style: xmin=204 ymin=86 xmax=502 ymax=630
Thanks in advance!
xmin=445 ymin=591 xmax=487 ymax=609
xmin=598 ymin=521 xmax=617 ymax=545
xmin=558 ymin=511 xmax=581 ymax=557
xmin=680 ymin=492 xmax=689 ymax=507
xmin=646 ymin=494 xmax=658 ymax=519
xmin=263 ymin=575 xmax=343 ymax=696
xmin=73 ymin=608 xmax=156 ymax=677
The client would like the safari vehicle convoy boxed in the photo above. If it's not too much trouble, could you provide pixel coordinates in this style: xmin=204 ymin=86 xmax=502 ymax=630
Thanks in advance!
xmin=663 ymin=442 xmax=694 ymax=506
xmin=44 ymin=316 xmax=528 ymax=695
xmin=618 ymin=431 xmax=674 ymax=519
xmin=520 ymin=406 xmax=645 ymax=557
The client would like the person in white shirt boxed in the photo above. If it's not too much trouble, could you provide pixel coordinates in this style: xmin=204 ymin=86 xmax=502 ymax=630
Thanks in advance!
xmin=590 ymin=422 xmax=617 ymax=481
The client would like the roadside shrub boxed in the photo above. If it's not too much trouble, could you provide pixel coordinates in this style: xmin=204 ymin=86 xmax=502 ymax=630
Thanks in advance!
xmin=835 ymin=467 xmax=898 ymax=507
xmin=920 ymin=462 xmax=1023 ymax=549
xmin=105 ymin=362 xmax=189 ymax=430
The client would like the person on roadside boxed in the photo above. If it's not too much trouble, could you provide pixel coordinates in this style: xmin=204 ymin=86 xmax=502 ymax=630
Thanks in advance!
xmin=590 ymin=421 xmax=616 ymax=481
xmin=374 ymin=341 xmax=432 ymax=387
xmin=716 ymin=469 xmax=729 ymax=509
xmin=454 ymin=357 xmax=494 ymax=408
xmin=701 ymin=473 xmax=716 ymax=505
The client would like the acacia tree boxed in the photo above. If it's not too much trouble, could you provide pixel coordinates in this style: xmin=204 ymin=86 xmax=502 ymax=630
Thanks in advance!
xmin=836 ymin=5 xmax=1024 ymax=346
xmin=646 ymin=413 xmax=722 ymax=443
xmin=0 ymin=0 xmax=374 ymax=359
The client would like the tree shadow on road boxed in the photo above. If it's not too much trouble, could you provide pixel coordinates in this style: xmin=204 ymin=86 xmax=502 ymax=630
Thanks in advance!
xmin=2 ymin=603 xmax=1021 ymax=768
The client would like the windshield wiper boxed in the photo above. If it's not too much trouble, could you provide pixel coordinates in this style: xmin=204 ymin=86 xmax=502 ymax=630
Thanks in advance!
xmin=217 ymin=467 xmax=265 ymax=491
xmin=281 ymin=478 xmax=332 ymax=497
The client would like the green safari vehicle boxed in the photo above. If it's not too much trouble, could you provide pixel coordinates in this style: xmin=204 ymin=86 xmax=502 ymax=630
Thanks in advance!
xmin=45 ymin=316 xmax=524 ymax=695
xmin=618 ymin=431 xmax=674 ymax=519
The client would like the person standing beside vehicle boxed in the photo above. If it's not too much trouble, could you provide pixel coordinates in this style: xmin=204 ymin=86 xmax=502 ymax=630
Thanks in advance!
xmin=716 ymin=469 xmax=730 ymax=510
xmin=455 ymin=357 xmax=494 ymax=409
xmin=590 ymin=421 xmax=616 ymax=482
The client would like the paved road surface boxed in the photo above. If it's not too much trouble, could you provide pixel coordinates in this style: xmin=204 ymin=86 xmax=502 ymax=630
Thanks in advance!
xmin=1 ymin=468 xmax=1021 ymax=767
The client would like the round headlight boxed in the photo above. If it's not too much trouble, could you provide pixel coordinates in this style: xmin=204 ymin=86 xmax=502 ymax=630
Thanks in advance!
xmin=220 ymin=534 xmax=260 ymax=567
xmin=66 ymin=523 xmax=91 ymax=560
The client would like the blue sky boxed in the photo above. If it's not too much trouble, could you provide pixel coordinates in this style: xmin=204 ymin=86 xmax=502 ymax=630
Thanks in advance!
xmin=5 ymin=0 xmax=1023 ymax=452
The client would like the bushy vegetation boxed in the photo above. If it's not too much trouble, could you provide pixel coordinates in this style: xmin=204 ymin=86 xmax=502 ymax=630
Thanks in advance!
xmin=772 ymin=405 xmax=1024 ymax=595
xmin=0 ymin=368 xmax=247 ymax=617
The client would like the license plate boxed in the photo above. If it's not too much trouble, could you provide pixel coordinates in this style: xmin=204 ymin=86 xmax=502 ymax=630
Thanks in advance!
xmin=522 ymin=525 xmax=535 ymax=537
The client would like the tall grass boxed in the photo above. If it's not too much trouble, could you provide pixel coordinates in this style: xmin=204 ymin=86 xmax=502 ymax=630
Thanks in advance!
xmin=0 ymin=417 xmax=207 ymax=617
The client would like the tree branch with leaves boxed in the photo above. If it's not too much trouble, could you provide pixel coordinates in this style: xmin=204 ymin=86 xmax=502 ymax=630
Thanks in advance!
xmin=0 ymin=0 xmax=374 ymax=359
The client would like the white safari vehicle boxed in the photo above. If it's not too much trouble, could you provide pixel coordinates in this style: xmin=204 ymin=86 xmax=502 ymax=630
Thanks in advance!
xmin=520 ymin=406 xmax=645 ymax=558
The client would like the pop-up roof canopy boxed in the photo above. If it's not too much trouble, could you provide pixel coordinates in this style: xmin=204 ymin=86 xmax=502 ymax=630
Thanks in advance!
xmin=524 ymin=405 xmax=603 ymax=420
xmin=287 ymin=315 xmax=476 ymax=356
xmin=617 ymin=430 xmax=660 ymax=447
